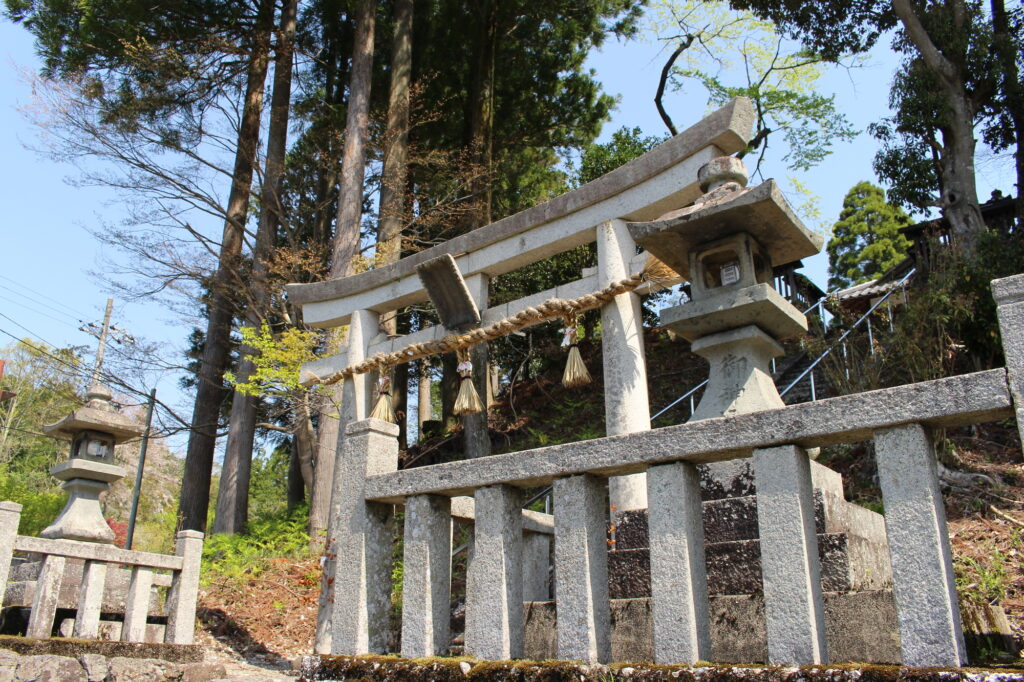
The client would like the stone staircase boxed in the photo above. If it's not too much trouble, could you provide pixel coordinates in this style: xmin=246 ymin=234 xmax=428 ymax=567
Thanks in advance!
xmin=608 ymin=458 xmax=892 ymax=601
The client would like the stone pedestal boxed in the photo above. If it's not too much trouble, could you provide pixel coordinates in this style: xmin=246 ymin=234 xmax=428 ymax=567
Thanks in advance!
xmin=40 ymin=460 xmax=126 ymax=544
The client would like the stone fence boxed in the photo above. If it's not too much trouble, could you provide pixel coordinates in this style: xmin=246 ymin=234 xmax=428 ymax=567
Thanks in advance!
xmin=0 ymin=502 xmax=203 ymax=645
xmin=324 ymin=274 xmax=1024 ymax=669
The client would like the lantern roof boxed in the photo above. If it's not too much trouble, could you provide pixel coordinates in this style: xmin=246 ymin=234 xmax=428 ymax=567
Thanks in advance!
xmin=627 ymin=179 xmax=823 ymax=281
xmin=43 ymin=383 xmax=146 ymax=444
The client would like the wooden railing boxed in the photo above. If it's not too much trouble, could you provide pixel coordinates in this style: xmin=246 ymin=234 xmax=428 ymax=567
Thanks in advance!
xmin=0 ymin=504 xmax=203 ymax=645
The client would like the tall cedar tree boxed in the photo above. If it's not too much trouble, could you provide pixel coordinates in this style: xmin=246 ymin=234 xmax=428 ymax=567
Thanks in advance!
xmin=827 ymin=181 xmax=913 ymax=290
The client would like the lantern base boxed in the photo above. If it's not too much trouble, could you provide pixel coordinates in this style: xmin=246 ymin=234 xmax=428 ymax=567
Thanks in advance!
xmin=41 ymin=478 xmax=116 ymax=544
xmin=688 ymin=325 xmax=784 ymax=422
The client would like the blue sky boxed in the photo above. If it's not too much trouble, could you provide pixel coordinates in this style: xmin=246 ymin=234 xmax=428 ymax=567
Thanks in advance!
xmin=0 ymin=16 xmax=1015 ymax=451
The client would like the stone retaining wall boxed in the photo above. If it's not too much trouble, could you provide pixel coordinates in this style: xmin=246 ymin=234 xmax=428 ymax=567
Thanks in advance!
xmin=299 ymin=654 xmax=1024 ymax=681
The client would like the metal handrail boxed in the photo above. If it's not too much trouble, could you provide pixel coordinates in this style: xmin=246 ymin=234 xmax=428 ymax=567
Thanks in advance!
xmin=779 ymin=269 xmax=916 ymax=397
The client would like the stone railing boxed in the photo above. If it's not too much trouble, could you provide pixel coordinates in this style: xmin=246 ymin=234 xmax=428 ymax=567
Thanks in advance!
xmin=0 ymin=502 xmax=203 ymax=645
xmin=325 ymin=274 xmax=1024 ymax=669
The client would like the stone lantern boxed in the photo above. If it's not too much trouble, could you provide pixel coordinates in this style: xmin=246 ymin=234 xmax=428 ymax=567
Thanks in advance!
xmin=40 ymin=383 xmax=144 ymax=543
xmin=628 ymin=157 xmax=823 ymax=421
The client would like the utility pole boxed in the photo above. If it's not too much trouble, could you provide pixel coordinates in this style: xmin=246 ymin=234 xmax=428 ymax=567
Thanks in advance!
xmin=125 ymin=388 xmax=157 ymax=550
xmin=90 ymin=298 xmax=114 ymax=387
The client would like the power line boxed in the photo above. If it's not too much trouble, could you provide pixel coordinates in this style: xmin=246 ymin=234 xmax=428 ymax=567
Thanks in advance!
xmin=0 ymin=283 xmax=82 ymax=324
xmin=0 ymin=274 xmax=85 ymax=318
xmin=0 ymin=292 xmax=82 ymax=328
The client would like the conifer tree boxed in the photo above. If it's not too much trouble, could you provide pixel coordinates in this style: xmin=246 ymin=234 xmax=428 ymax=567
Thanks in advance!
xmin=827 ymin=181 xmax=913 ymax=290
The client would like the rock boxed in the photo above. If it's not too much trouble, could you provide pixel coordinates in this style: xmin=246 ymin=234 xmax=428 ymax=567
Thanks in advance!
xmin=13 ymin=654 xmax=87 ymax=681
xmin=77 ymin=654 xmax=108 ymax=682
xmin=107 ymin=656 xmax=181 ymax=682
xmin=459 ymin=661 xmax=472 ymax=675
xmin=180 ymin=663 xmax=226 ymax=682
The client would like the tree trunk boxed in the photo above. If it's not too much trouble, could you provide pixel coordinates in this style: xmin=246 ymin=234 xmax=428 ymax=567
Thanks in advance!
xmin=891 ymin=0 xmax=986 ymax=249
xmin=287 ymin=440 xmax=305 ymax=508
xmin=309 ymin=0 xmax=377 ymax=551
xmin=990 ymin=0 xmax=1024 ymax=229
xmin=213 ymin=0 xmax=299 ymax=535
xmin=178 ymin=0 xmax=274 ymax=533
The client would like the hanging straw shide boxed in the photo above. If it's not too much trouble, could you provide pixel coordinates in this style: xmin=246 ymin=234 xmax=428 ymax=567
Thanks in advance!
xmin=453 ymin=347 xmax=484 ymax=415
xmin=561 ymin=312 xmax=591 ymax=388
xmin=369 ymin=373 xmax=396 ymax=423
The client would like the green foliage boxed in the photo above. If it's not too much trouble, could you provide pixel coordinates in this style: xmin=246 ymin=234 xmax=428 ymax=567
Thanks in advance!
xmin=573 ymin=126 xmax=668 ymax=187
xmin=820 ymin=229 xmax=1024 ymax=396
xmin=0 ymin=341 xmax=83 ymax=535
xmin=201 ymin=503 xmax=311 ymax=584
xmin=646 ymin=0 xmax=857 ymax=176
xmin=248 ymin=443 xmax=293 ymax=521
xmin=827 ymin=181 xmax=913 ymax=290
xmin=0 ymin=469 xmax=65 ymax=537
xmin=225 ymin=323 xmax=320 ymax=398
xmin=957 ymin=552 xmax=1011 ymax=605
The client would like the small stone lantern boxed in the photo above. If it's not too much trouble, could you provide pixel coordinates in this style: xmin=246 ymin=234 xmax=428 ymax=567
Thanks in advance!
xmin=40 ymin=383 xmax=144 ymax=543
xmin=628 ymin=157 xmax=823 ymax=421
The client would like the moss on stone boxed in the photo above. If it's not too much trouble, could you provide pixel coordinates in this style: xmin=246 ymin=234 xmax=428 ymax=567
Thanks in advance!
xmin=0 ymin=634 xmax=203 ymax=663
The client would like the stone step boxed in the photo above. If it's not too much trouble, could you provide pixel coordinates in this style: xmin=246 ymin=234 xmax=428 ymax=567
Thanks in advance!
xmin=523 ymin=592 xmax=900 ymax=664
xmin=615 ymin=488 xmax=887 ymax=550
xmin=607 ymin=531 xmax=892 ymax=599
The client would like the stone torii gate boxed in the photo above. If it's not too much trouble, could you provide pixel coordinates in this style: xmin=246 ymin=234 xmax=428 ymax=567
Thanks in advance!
xmin=287 ymin=98 xmax=755 ymax=654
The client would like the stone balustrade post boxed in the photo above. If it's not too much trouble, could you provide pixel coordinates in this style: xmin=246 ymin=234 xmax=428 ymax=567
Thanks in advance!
xmin=754 ymin=445 xmax=827 ymax=665
xmin=875 ymin=423 xmax=966 ymax=666
xmin=165 ymin=529 xmax=204 ymax=644
xmin=554 ymin=474 xmax=611 ymax=663
xmin=465 ymin=484 xmax=524 ymax=659
xmin=327 ymin=418 xmax=398 ymax=655
xmin=316 ymin=309 xmax=380 ymax=652
xmin=522 ymin=531 xmax=551 ymax=601
xmin=993 ymin=274 xmax=1024 ymax=450
xmin=401 ymin=494 xmax=452 ymax=658
xmin=647 ymin=461 xmax=710 ymax=664
xmin=597 ymin=219 xmax=651 ymax=513
xmin=0 ymin=502 xmax=22 ymax=595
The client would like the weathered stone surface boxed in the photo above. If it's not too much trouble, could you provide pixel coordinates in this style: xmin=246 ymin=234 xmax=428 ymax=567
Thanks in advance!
xmin=106 ymin=656 xmax=179 ymax=681
xmin=523 ymin=592 xmax=900 ymax=665
xmin=12 ymin=654 xmax=87 ymax=681
xmin=0 ymin=503 xmax=21 ymax=599
xmin=465 ymin=485 xmax=523 ymax=660
xmin=662 ymin=285 xmax=808 ymax=343
xmin=77 ymin=653 xmax=107 ymax=682
xmin=164 ymin=530 xmax=204 ymax=646
xmin=363 ymin=369 xmax=1011 ymax=501
xmin=521 ymin=532 xmax=551 ymax=602
xmin=286 ymin=98 xmax=755 ymax=326
xmin=554 ymin=475 xmax=611 ymax=664
xmin=687 ymin=326 xmax=785 ymax=420
xmin=647 ymin=461 xmax=710 ymax=663
xmin=875 ymin=423 xmax=966 ymax=667
xmin=598 ymin=219 xmax=651 ymax=513
xmin=327 ymin=419 xmax=397 ymax=656
xmin=0 ymin=635 xmax=203 ymax=663
xmin=628 ymin=179 xmax=822 ymax=280
xmin=179 ymin=662 xmax=226 ymax=682
xmin=5 ymin=560 xmax=164 ymax=615
xmin=993 ymin=274 xmax=1024 ymax=451
xmin=401 ymin=494 xmax=451 ymax=658
xmin=754 ymin=445 xmax=827 ymax=665
xmin=415 ymin=254 xmax=481 ymax=331
xmin=609 ymin=514 xmax=892 ymax=599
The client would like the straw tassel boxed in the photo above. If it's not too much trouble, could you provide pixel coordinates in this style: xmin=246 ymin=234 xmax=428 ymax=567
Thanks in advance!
xmin=561 ymin=314 xmax=591 ymax=388
xmin=453 ymin=348 xmax=483 ymax=415
xmin=369 ymin=374 xmax=396 ymax=423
